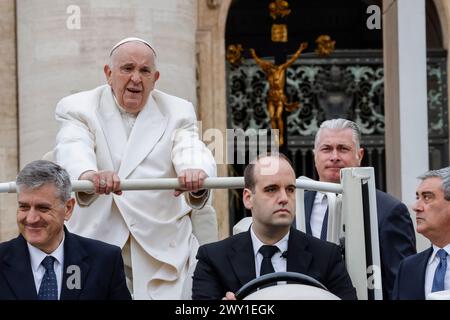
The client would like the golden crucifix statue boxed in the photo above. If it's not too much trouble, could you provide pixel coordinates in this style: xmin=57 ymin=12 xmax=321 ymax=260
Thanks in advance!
xmin=250 ymin=42 xmax=308 ymax=145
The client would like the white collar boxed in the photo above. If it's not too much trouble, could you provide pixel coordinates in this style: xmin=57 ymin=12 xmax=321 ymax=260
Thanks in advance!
xmin=27 ymin=233 xmax=65 ymax=273
xmin=314 ymin=192 xmax=327 ymax=202
xmin=111 ymin=90 xmax=139 ymax=117
xmin=250 ymin=225 xmax=289 ymax=258
xmin=428 ymin=244 xmax=450 ymax=266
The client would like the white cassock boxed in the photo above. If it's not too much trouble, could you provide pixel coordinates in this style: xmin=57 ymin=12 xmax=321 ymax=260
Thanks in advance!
xmin=54 ymin=85 xmax=217 ymax=299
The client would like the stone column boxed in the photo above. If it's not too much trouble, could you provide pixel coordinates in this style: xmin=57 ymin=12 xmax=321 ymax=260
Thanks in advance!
xmin=0 ymin=0 xmax=18 ymax=241
xmin=383 ymin=0 xmax=430 ymax=251
xmin=197 ymin=0 xmax=232 ymax=239
xmin=17 ymin=0 xmax=198 ymax=166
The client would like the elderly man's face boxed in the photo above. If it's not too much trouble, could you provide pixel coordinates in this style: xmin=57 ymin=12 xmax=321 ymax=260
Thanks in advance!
xmin=243 ymin=157 xmax=296 ymax=230
xmin=413 ymin=177 xmax=450 ymax=243
xmin=314 ymin=128 xmax=364 ymax=183
xmin=17 ymin=184 xmax=74 ymax=254
xmin=104 ymin=42 xmax=160 ymax=113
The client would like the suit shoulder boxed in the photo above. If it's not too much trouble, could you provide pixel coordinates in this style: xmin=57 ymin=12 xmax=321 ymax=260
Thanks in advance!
xmin=153 ymin=89 xmax=191 ymax=104
xmin=376 ymin=189 xmax=404 ymax=208
xmin=152 ymin=90 xmax=195 ymax=117
xmin=293 ymin=229 xmax=341 ymax=254
xmin=401 ymin=248 xmax=431 ymax=266
xmin=71 ymin=233 xmax=121 ymax=255
xmin=197 ymin=233 xmax=245 ymax=257
xmin=375 ymin=189 xmax=410 ymax=223
xmin=0 ymin=237 xmax=19 ymax=257
xmin=56 ymin=85 xmax=108 ymax=113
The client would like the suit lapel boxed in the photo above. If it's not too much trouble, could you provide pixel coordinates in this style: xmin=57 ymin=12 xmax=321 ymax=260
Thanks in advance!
xmin=286 ymin=229 xmax=312 ymax=274
xmin=118 ymin=94 xmax=168 ymax=178
xmin=60 ymin=229 xmax=90 ymax=300
xmin=1 ymin=235 xmax=38 ymax=299
xmin=408 ymin=248 xmax=431 ymax=299
xmin=304 ymin=191 xmax=316 ymax=235
xmin=228 ymin=231 xmax=257 ymax=287
xmin=96 ymin=87 xmax=127 ymax=172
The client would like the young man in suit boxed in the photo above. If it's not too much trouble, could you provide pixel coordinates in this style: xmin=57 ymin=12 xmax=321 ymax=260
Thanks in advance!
xmin=305 ymin=118 xmax=416 ymax=299
xmin=192 ymin=154 xmax=357 ymax=300
xmin=0 ymin=160 xmax=131 ymax=300
xmin=393 ymin=167 xmax=450 ymax=299
xmin=54 ymin=37 xmax=216 ymax=299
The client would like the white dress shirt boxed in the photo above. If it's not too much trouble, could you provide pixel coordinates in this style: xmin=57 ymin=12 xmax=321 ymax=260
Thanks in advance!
xmin=114 ymin=97 xmax=139 ymax=139
xmin=250 ymin=226 xmax=289 ymax=277
xmin=310 ymin=192 xmax=328 ymax=238
xmin=424 ymin=244 xmax=450 ymax=297
xmin=27 ymin=235 xmax=65 ymax=299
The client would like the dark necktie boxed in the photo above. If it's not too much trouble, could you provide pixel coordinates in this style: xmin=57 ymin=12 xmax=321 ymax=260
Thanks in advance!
xmin=432 ymin=249 xmax=448 ymax=292
xmin=38 ymin=256 xmax=58 ymax=300
xmin=259 ymin=245 xmax=279 ymax=276
xmin=320 ymin=208 xmax=329 ymax=241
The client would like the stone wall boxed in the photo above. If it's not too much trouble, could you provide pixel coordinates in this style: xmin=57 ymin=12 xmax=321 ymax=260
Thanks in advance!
xmin=17 ymin=0 xmax=198 ymax=167
xmin=0 ymin=0 xmax=18 ymax=241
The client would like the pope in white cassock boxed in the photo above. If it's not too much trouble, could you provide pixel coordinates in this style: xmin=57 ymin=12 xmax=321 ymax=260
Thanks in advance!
xmin=54 ymin=37 xmax=217 ymax=299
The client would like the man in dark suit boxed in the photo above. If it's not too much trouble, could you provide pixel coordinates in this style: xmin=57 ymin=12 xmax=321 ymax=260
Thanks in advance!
xmin=305 ymin=118 xmax=416 ymax=299
xmin=0 ymin=160 xmax=131 ymax=300
xmin=393 ymin=167 xmax=450 ymax=299
xmin=192 ymin=154 xmax=357 ymax=300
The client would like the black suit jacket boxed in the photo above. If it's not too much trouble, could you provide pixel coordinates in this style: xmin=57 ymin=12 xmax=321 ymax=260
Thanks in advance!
xmin=0 ymin=228 xmax=131 ymax=300
xmin=192 ymin=227 xmax=357 ymax=300
xmin=304 ymin=189 xmax=417 ymax=300
xmin=392 ymin=247 xmax=433 ymax=300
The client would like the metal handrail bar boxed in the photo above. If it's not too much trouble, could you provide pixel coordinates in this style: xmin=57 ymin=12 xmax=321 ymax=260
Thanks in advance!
xmin=0 ymin=177 xmax=342 ymax=194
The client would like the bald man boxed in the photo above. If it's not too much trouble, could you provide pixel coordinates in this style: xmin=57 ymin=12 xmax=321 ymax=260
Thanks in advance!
xmin=54 ymin=37 xmax=216 ymax=299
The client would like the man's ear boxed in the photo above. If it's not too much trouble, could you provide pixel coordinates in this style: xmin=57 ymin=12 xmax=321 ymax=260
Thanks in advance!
xmin=357 ymin=148 xmax=364 ymax=165
xmin=104 ymin=64 xmax=112 ymax=85
xmin=243 ymin=188 xmax=253 ymax=210
xmin=64 ymin=198 xmax=75 ymax=221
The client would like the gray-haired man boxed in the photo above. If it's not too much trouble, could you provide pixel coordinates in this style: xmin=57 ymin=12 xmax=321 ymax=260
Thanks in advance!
xmin=0 ymin=160 xmax=131 ymax=300
xmin=393 ymin=167 xmax=450 ymax=299
xmin=305 ymin=118 xmax=416 ymax=299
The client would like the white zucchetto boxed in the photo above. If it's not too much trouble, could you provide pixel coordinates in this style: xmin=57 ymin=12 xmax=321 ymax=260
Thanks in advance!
xmin=109 ymin=37 xmax=156 ymax=57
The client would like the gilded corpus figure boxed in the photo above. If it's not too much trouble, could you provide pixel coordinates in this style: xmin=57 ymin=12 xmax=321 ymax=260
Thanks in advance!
xmin=250 ymin=42 xmax=308 ymax=145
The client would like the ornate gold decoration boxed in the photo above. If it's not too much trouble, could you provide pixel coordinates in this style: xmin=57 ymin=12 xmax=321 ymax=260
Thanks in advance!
xmin=269 ymin=0 xmax=291 ymax=20
xmin=250 ymin=42 xmax=308 ymax=146
xmin=226 ymin=44 xmax=244 ymax=66
xmin=271 ymin=24 xmax=288 ymax=42
xmin=315 ymin=35 xmax=336 ymax=57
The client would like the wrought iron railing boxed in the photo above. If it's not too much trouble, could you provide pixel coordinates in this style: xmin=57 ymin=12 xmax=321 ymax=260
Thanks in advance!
xmin=226 ymin=49 xmax=448 ymax=230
